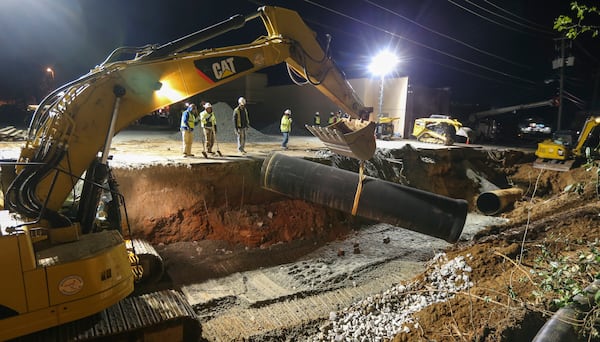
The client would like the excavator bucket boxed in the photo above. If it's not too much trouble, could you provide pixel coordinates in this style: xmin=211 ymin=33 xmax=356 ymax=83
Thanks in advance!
xmin=306 ymin=118 xmax=377 ymax=161
xmin=532 ymin=158 xmax=576 ymax=172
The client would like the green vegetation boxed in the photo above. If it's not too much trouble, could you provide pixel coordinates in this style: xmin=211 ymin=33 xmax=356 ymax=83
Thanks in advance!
xmin=555 ymin=2 xmax=600 ymax=38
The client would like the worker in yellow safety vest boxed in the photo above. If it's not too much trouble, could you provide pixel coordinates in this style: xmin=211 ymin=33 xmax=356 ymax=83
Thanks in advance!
xmin=313 ymin=111 xmax=321 ymax=126
xmin=200 ymin=102 xmax=217 ymax=154
xmin=280 ymin=108 xmax=293 ymax=150
xmin=328 ymin=112 xmax=336 ymax=125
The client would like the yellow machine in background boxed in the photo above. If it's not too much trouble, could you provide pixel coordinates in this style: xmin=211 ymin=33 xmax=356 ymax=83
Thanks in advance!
xmin=375 ymin=117 xmax=400 ymax=140
xmin=412 ymin=115 xmax=470 ymax=145
xmin=0 ymin=6 xmax=375 ymax=340
xmin=534 ymin=116 xmax=600 ymax=171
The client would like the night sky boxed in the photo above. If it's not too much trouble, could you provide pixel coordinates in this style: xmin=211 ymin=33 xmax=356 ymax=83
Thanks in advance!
xmin=0 ymin=0 xmax=598 ymax=108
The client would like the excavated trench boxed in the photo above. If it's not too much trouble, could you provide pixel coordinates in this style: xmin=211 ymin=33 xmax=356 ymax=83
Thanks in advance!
xmin=112 ymin=145 xmax=533 ymax=297
xmin=116 ymin=145 xmax=530 ymax=248
xmin=105 ymin=144 xmax=538 ymax=340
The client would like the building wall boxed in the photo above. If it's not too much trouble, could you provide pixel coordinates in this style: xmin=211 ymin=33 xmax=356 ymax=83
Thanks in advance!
xmin=405 ymin=85 xmax=451 ymax=138
xmin=349 ymin=77 xmax=408 ymax=137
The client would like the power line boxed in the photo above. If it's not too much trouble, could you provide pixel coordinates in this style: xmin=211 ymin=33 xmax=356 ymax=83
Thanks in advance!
xmin=574 ymin=40 xmax=600 ymax=64
xmin=362 ymin=0 xmax=530 ymax=69
xmin=462 ymin=0 xmax=555 ymax=35
xmin=446 ymin=0 xmax=550 ymax=38
xmin=483 ymin=0 xmax=553 ymax=32
xmin=303 ymin=0 xmax=538 ymax=86
xmin=415 ymin=56 xmax=536 ymax=91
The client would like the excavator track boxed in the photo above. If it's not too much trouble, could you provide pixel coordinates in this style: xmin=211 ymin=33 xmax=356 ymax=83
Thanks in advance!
xmin=532 ymin=158 xmax=576 ymax=172
xmin=14 ymin=290 xmax=200 ymax=342
xmin=127 ymin=238 xmax=165 ymax=284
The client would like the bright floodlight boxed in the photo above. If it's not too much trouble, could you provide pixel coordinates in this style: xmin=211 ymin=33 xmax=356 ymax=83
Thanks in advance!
xmin=368 ymin=51 xmax=399 ymax=77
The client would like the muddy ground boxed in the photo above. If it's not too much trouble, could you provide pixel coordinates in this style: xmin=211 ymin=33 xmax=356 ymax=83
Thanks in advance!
xmin=1 ymin=130 xmax=599 ymax=341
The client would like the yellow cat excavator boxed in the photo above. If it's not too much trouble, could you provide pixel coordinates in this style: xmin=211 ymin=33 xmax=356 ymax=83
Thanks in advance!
xmin=534 ymin=116 xmax=600 ymax=171
xmin=0 ymin=6 xmax=375 ymax=340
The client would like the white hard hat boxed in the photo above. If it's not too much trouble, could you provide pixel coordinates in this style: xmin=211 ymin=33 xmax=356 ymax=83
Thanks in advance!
xmin=238 ymin=97 xmax=246 ymax=105
xmin=203 ymin=102 xmax=212 ymax=108
xmin=284 ymin=109 xmax=292 ymax=115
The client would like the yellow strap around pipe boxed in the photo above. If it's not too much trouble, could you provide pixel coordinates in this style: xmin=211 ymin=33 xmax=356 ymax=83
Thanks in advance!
xmin=351 ymin=161 xmax=366 ymax=216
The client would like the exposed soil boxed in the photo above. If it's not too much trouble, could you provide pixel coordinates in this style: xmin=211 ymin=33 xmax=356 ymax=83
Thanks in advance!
xmin=395 ymin=163 xmax=600 ymax=342
xmin=2 ymin=131 xmax=599 ymax=341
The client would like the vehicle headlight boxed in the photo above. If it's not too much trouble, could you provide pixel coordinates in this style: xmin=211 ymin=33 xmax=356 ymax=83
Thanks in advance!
xmin=558 ymin=149 xmax=564 ymax=156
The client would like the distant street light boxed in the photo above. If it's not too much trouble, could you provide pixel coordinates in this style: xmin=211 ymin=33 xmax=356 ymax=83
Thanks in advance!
xmin=46 ymin=67 xmax=55 ymax=79
xmin=368 ymin=51 xmax=399 ymax=118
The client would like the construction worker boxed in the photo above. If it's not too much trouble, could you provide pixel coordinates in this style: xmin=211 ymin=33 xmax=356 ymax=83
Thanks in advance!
xmin=200 ymin=102 xmax=217 ymax=154
xmin=180 ymin=103 xmax=198 ymax=157
xmin=280 ymin=108 xmax=293 ymax=150
xmin=233 ymin=96 xmax=250 ymax=153
xmin=328 ymin=112 xmax=336 ymax=125
xmin=313 ymin=111 xmax=321 ymax=126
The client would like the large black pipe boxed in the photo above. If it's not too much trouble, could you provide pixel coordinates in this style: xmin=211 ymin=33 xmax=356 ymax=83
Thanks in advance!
xmin=533 ymin=279 xmax=600 ymax=341
xmin=261 ymin=153 xmax=468 ymax=243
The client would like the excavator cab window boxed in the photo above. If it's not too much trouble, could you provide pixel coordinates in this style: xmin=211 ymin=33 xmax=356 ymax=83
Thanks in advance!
xmin=552 ymin=130 xmax=576 ymax=147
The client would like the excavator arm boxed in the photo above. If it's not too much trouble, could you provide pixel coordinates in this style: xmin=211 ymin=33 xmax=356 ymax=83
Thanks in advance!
xmin=571 ymin=116 xmax=600 ymax=157
xmin=7 ymin=6 xmax=374 ymax=226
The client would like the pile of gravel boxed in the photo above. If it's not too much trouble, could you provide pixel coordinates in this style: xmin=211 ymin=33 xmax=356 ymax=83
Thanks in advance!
xmin=312 ymin=252 xmax=474 ymax=341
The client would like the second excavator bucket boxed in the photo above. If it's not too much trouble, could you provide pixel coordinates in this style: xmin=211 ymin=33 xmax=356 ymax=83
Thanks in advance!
xmin=306 ymin=118 xmax=377 ymax=161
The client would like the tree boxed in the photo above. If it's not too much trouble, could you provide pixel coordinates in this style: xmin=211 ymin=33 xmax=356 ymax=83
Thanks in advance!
xmin=554 ymin=2 xmax=600 ymax=38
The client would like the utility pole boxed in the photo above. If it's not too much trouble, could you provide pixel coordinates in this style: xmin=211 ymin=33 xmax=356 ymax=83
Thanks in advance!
xmin=593 ymin=68 xmax=600 ymax=110
xmin=378 ymin=75 xmax=384 ymax=118
xmin=557 ymin=38 xmax=565 ymax=131
xmin=552 ymin=38 xmax=574 ymax=131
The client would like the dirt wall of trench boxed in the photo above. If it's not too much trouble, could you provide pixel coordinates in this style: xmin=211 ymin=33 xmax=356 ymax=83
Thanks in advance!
xmin=112 ymin=160 xmax=354 ymax=247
